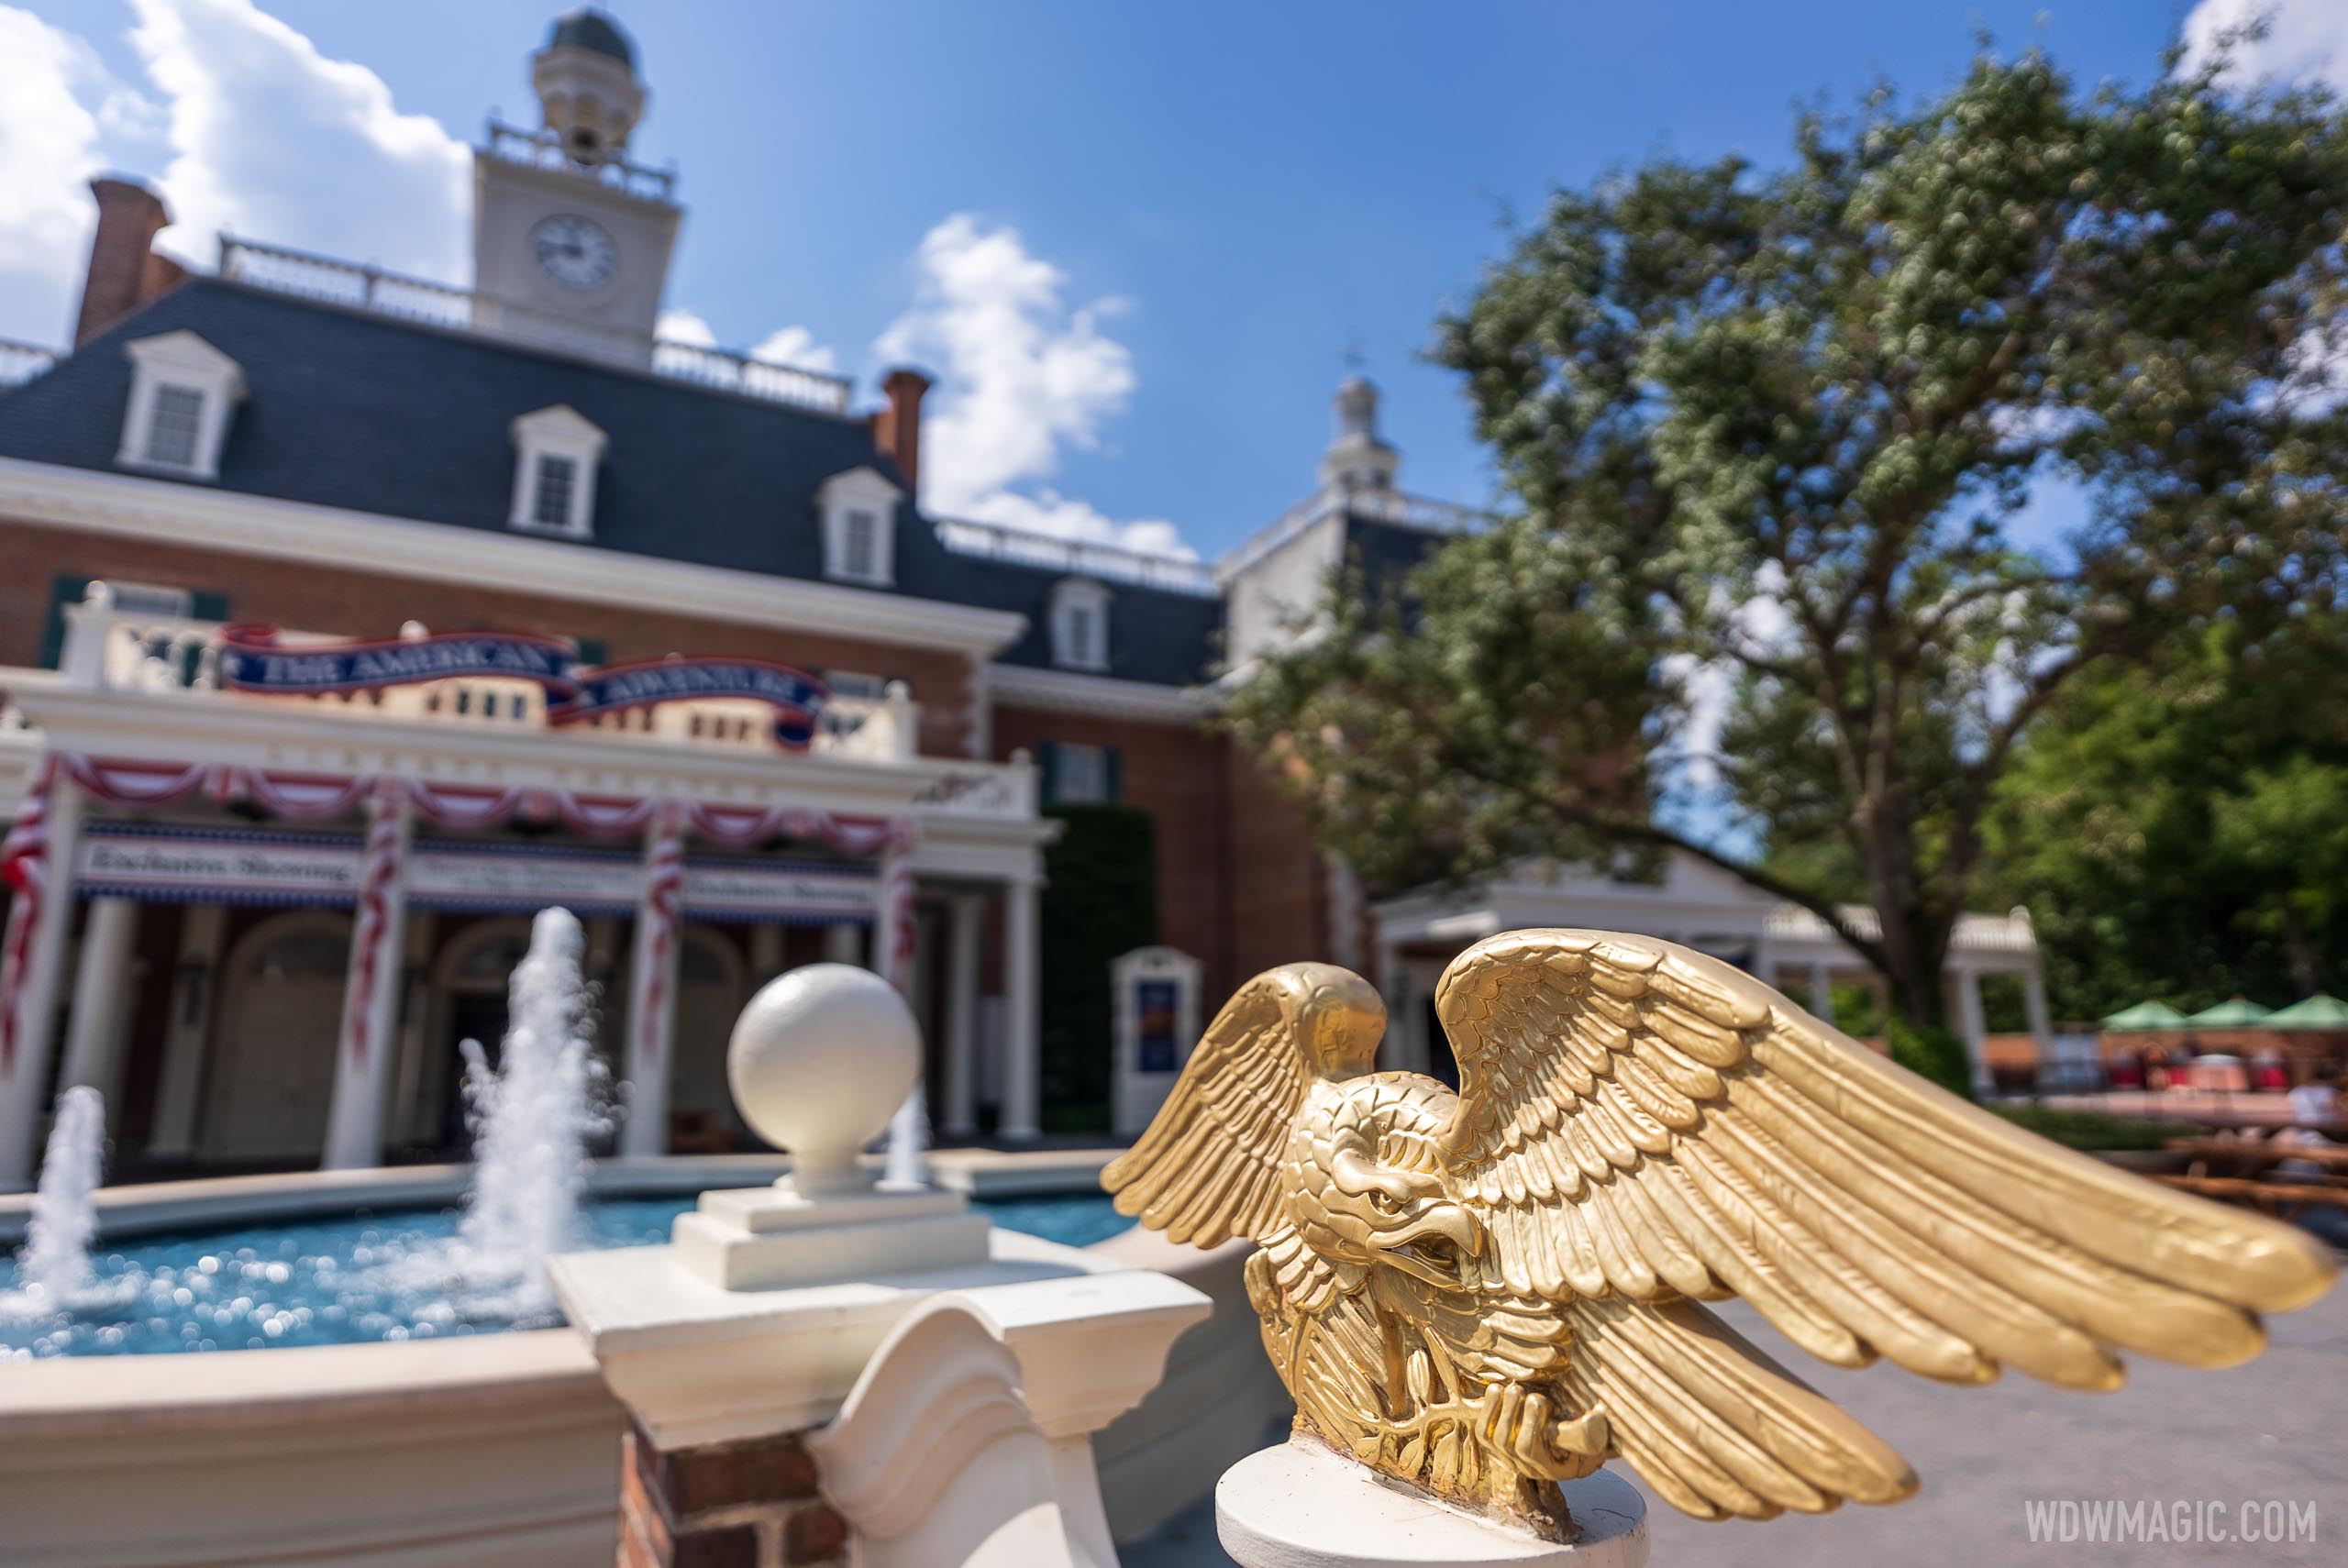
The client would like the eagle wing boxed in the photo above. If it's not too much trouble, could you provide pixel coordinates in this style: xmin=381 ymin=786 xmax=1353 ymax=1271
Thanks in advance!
xmin=1434 ymin=929 xmax=2335 ymax=1386
xmin=1100 ymin=973 xmax=1310 ymax=1247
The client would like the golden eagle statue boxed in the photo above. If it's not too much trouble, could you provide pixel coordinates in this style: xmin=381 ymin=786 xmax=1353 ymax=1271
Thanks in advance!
xmin=1102 ymin=931 xmax=2336 ymax=1539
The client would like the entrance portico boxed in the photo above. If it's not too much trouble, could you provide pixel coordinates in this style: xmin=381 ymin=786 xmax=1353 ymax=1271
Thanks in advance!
xmin=1371 ymin=854 xmax=2054 ymax=1093
xmin=0 ymin=594 xmax=1056 ymax=1187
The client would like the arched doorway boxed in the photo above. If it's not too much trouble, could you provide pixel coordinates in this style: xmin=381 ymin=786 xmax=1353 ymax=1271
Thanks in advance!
xmin=203 ymin=911 xmax=353 ymax=1164
xmin=426 ymin=918 xmax=537 ymax=1154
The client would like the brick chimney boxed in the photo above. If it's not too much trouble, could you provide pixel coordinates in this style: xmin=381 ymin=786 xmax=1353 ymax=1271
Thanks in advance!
xmin=73 ymin=177 xmax=174 ymax=348
xmin=871 ymin=368 xmax=931 ymax=500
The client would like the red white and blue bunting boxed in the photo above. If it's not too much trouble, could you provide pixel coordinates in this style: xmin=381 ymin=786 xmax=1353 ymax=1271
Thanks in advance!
xmin=0 ymin=752 xmax=920 ymax=1072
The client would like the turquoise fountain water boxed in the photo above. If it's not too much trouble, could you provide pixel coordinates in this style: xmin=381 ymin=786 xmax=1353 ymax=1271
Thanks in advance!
xmin=0 ymin=920 xmax=1126 ymax=1359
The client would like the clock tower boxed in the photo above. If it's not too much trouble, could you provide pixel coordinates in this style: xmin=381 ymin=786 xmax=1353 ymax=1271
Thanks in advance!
xmin=472 ymin=8 xmax=681 ymax=369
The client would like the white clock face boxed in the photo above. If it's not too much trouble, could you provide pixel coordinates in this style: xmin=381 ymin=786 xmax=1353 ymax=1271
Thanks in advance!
xmin=529 ymin=215 xmax=618 ymax=291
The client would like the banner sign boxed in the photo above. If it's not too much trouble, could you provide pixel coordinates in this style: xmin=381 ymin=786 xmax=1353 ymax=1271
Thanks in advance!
xmin=218 ymin=625 xmax=579 ymax=697
xmin=217 ymin=631 xmax=832 ymax=753
xmin=76 ymin=823 xmax=360 ymax=907
xmin=71 ymin=826 xmax=876 ymax=923
xmin=548 ymin=657 xmax=831 ymax=751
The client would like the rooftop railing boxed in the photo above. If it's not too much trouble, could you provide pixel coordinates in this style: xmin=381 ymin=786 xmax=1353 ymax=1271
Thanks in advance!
xmin=482 ymin=120 xmax=677 ymax=202
xmin=0 ymin=338 xmax=60 ymax=389
xmin=216 ymin=235 xmax=852 ymax=415
xmin=932 ymin=517 xmax=1217 ymax=595
xmin=1214 ymin=481 xmax=1486 ymax=585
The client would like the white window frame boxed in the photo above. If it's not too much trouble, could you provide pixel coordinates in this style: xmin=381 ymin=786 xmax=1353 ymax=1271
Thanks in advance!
xmin=1048 ymin=577 xmax=1113 ymax=672
xmin=1053 ymin=741 xmax=1112 ymax=803
xmin=509 ymin=403 xmax=608 ymax=539
xmin=817 ymin=467 xmax=903 ymax=587
xmin=116 ymin=331 xmax=246 ymax=480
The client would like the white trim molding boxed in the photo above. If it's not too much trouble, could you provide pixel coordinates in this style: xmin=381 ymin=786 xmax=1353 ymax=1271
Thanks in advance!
xmin=819 ymin=466 xmax=903 ymax=588
xmin=508 ymin=403 xmax=607 ymax=539
xmin=116 ymin=331 xmax=246 ymax=481
xmin=0 ymin=458 xmax=1027 ymax=657
xmin=985 ymin=663 xmax=1213 ymax=724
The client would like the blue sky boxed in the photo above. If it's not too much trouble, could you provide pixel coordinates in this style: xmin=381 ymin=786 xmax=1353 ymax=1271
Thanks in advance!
xmin=0 ymin=1 xmax=2305 ymax=562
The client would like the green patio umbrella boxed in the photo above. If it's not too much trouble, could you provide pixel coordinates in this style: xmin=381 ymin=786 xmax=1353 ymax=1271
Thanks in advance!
xmin=2266 ymin=993 xmax=2348 ymax=1030
xmin=2183 ymin=996 xmax=2274 ymax=1029
xmin=2099 ymin=1000 xmax=2189 ymax=1031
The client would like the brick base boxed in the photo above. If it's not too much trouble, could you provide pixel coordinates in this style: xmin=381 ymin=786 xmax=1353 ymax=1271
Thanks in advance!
xmin=617 ymin=1418 xmax=848 ymax=1568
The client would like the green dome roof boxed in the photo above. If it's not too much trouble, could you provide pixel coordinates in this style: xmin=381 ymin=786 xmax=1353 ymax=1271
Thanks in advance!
xmin=548 ymin=8 xmax=636 ymax=68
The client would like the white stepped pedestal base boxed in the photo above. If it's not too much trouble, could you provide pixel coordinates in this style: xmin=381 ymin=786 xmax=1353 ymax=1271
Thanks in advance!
xmin=672 ymin=1182 xmax=991 ymax=1291
xmin=1215 ymin=1440 xmax=1649 ymax=1568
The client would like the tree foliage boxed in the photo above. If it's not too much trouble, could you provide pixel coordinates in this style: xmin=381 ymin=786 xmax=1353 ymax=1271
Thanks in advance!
xmin=1224 ymin=40 xmax=2348 ymax=1036
xmin=1988 ymin=618 xmax=2348 ymax=1020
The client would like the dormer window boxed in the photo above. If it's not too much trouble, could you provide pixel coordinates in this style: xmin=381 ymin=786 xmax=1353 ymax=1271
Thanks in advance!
xmin=509 ymin=404 xmax=606 ymax=539
xmin=1049 ymin=577 xmax=1112 ymax=672
xmin=818 ymin=467 xmax=903 ymax=587
xmin=116 ymin=331 xmax=245 ymax=480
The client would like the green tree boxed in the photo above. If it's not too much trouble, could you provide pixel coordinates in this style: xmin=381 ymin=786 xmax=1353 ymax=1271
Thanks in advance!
xmin=1224 ymin=40 xmax=2348 ymax=1060
xmin=1989 ymin=620 xmax=2348 ymax=1020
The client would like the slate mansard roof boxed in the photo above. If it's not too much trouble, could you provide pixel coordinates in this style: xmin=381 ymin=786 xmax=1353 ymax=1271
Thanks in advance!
xmin=0 ymin=280 xmax=1223 ymax=687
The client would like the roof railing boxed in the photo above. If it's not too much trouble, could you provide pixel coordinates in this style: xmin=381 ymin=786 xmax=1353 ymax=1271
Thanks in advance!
xmin=932 ymin=517 xmax=1217 ymax=595
xmin=215 ymin=235 xmax=852 ymax=415
xmin=1215 ymin=481 xmax=1486 ymax=584
xmin=482 ymin=120 xmax=678 ymax=203
xmin=0 ymin=338 xmax=61 ymax=389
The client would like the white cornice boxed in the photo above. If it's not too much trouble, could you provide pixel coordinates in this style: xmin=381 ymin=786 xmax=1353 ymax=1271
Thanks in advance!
xmin=0 ymin=458 xmax=1027 ymax=658
xmin=984 ymin=664 xmax=1213 ymax=724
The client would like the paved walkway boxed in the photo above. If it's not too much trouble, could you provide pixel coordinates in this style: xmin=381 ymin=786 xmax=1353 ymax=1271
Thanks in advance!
xmin=1122 ymin=1260 xmax=2348 ymax=1567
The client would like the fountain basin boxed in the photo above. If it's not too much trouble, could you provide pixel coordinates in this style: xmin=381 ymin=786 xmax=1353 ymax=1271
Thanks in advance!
xmin=1 ymin=1156 xmax=1129 ymax=1359
xmin=0 ymin=1156 xmax=1279 ymax=1568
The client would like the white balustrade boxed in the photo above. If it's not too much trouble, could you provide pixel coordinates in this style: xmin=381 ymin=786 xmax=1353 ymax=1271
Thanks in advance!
xmin=37 ymin=588 xmax=1024 ymax=799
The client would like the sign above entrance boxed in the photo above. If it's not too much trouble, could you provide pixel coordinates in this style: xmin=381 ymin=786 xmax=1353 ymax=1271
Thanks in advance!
xmin=218 ymin=626 xmax=578 ymax=697
xmin=72 ymin=823 xmax=877 ymax=923
xmin=216 ymin=632 xmax=832 ymax=752
xmin=547 ymin=657 xmax=830 ymax=751
xmin=75 ymin=823 xmax=360 ymax=908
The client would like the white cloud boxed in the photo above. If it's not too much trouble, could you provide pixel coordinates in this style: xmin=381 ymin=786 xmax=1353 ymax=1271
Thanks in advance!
xmin=2182 ymin=0 xmax=2348 ymax=91
xmin=748 ymin=325 xmax=836 ymax=375
xmin=655 ymin=306 xmax=718 ymax=346
xmin=0 ymin=6 xmax=135 ymax=344
xmin=658 ymin=307 xmax=837 ymax=377
xmin=878 ymin=214 xmax=1191 ymax=559
xmin=127 ymin=0 xmax=468 ymax=279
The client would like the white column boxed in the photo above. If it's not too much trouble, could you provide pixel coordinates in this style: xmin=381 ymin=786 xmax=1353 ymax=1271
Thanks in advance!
xmin=621 ymin=809 xmax=686 ymax=1158
xmin=1808 ymin=962 xmax=1837 ymax=1026
xmin=323 ymin=789 xmax=414 ymax=1169
xmin=748 ymin=924 xmax=784 ymax=986
xmin=1000 ymin=873 xmax=1042 ymax=1141
xmin=941 ymin=893 xmax=982 ymax=1137
xmin=149 ymin=903 xmax=227 ymax=1156
xmin=386 ymin=911 xmax=436 ymax=1148
xmin=59 ymin=896 xmax=139 ymax=1121
xmin=2023 ymin=963 xmax=2055 ymax=1075
xmin=1951 ymin=966 xmax=1991 ymax=1099
xmin=824 ymin=922 xmax=863 ymax=966
xmin=0 ymin=771 xmax=85 ymax=1189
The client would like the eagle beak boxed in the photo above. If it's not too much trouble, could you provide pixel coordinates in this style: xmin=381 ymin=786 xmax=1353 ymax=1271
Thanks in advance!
xmin=1372 ymin=1198 xmax=1484 ymax=1286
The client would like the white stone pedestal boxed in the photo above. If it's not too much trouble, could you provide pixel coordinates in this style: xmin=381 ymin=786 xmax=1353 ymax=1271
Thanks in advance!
xmin=1215 ymin=1441 xmax=1649 ymax=1568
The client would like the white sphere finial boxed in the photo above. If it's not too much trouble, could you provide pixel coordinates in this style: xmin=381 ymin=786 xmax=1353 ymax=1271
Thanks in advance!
xmin=728 ymin=964 xmax=920 ymax=1195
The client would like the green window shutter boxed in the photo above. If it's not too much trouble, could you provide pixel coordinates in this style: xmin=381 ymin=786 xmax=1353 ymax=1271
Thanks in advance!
xmin=574 ymin=636 xmax=608 ymax=668
xmin=190 ymin=590 xmax=229 ymax=622
xmin=38 ymin=574 xmax=93 ymax=669
xmin=1103 ymin=745 xmax=1123 ymax=802
xmin=1038 ymin=741 xmax=1062 ymax=804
